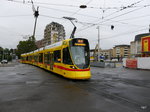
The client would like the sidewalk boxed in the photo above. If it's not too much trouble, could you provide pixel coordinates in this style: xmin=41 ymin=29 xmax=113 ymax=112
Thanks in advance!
xmin=90 ymin=61 xmax=123 ymax=68
xmin=0 ymin=60 xmax=19 ymax=67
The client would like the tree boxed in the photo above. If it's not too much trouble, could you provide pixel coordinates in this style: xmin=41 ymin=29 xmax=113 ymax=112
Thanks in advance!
xmin=0 ymin=47 xmax=13 ymax=61
xmin=0 ymin=47 xmax=3 ymax=61
xmin=16 ymin=36 xmax=37 ymax=58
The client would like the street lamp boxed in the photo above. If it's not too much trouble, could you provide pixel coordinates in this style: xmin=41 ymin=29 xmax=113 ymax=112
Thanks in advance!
xmin=63 ymin=17 xmax=77 ymax=38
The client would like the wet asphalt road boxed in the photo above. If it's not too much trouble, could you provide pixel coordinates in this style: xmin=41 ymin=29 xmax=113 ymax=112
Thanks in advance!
xmin=0 ymin=62 xmax=150 ymax=112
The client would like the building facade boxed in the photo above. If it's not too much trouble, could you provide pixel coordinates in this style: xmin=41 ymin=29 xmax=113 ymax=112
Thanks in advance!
xmin=99 ymin=49 xmax=113 ymax=60
xmin=113 ymin=45 xmax=130 ymax=59
xmin=35 ymin=39 xmax=44 ymax=49
xmin=90 ymin=48 xmax=113 ymax=61
xmin=43 ymin=22 xmax=65 ymax=46
xmin=130 ymin=33 xmax=150 ymax=57
xmin=130 ymin=41 xmax=136 ymax=57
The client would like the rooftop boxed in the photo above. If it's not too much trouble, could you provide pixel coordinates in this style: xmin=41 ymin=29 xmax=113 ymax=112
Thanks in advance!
xmin=135 ymin=33 xmax=150 ymax=41
xmin=114 ymin=44 xmax=130 ymax=47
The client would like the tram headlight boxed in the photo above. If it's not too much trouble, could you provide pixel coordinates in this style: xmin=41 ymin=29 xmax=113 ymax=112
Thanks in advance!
xmin=70 ymin=66 xmax=76 ymax=69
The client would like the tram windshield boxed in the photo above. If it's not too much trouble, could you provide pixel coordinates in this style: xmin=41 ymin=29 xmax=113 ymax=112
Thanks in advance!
xmin=70 ymin=38 xmax=90 ymax=69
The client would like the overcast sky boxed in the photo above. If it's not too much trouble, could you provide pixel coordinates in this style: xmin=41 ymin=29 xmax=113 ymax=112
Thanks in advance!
xmin=0 ymin=0 xmax=150 ymax=49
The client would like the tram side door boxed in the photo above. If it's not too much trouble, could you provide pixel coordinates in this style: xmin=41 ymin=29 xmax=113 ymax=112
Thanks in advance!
xmin=50 ymin=52 xmax=54 ymax=70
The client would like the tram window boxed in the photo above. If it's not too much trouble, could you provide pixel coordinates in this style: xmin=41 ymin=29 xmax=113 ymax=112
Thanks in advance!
xmin=63 ymin=47 xmax=73 ymax=65
xmin=54 ymin=50 xmax=61 ymax=63
xmin=47 ymin=52 xmax=50 ymax=64
xmin=21 ymin=57 xmax=24 ymax=61
xmin=29 ymin=56 xmax=32 ymax=61
xmin=34 ymin=56 xmax=36 ymax=62
xmin=28 ymin=56 xmax=30 ymax=61
xmin=36 ymin=55 xmax=38 ymax=62
xmin=26 ymin=56 xmax=28 ymax=61
xmin=39 ymin=53 xmax=43 ymax=63
xmin=34 ymin=55 xmax=38 ymax=62
xmin=32 ymin=55 xmax=34 ymax=61
xmin=44 ymin=53 xmax=50 ymax=64
xmin=23 ymin=57 xmax=25 ymax=61
xmin=44 ymin=54 xmax=47 ymax=64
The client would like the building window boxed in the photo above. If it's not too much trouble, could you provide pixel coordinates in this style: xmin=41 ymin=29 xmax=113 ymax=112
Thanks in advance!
xmin=124 ymin=49 xmax=128 ymax=51
xmin=116 ymin=48 xmax=120 ymax=53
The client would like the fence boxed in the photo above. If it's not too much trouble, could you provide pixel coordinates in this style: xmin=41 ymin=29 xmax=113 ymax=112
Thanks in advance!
xmin=123 ymin=57 xmax=150 ymax=70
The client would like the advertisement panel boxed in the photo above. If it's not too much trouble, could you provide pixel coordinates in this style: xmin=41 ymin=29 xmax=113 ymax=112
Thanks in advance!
xmin=142 ymin=36 xmax=150 ymax=52
xmin=126 ymin=59 xmax=137 ymax=68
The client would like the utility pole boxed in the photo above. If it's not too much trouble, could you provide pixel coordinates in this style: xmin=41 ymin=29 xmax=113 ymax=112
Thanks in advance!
xmin=33 ymin=6 xmax=39 ymax=38
xmin=31 ymin=0 xmax=39 ymax=38
xmin=96 ymin=26 xmax=100 ymax=61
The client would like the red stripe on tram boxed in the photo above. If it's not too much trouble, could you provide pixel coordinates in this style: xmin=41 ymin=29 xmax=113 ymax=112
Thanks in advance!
xmin=53 ymin=65 xmax=90 ymax=71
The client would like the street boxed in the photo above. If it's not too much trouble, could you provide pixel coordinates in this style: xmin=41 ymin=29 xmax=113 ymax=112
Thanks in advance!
xmin=0 ymin=62 xmax=150 ymax=112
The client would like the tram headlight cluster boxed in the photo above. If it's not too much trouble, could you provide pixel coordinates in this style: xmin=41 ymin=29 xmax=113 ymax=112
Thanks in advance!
xmin=70 ymin=66 xmax=77 ymax=69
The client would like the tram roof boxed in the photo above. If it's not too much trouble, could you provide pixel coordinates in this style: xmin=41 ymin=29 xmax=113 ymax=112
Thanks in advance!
xmin=21 ymin=39 xmax=69 ymax=55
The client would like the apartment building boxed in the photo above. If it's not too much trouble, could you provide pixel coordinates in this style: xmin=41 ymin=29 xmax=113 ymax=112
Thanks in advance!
xmin=113 ymin=45 xmax=130 ymax=58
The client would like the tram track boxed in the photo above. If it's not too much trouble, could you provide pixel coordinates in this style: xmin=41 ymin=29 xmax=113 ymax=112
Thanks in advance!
xmin=70 ymin=80 xmax=149 ymax=112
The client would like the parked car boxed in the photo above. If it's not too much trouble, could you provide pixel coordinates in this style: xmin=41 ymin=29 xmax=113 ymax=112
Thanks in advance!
xmin=1 ymin=60 xmax=8 ymax=64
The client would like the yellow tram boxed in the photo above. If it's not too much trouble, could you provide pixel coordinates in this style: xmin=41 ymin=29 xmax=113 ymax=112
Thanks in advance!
xmin=20 ymin=38 xmax=91 ymax=79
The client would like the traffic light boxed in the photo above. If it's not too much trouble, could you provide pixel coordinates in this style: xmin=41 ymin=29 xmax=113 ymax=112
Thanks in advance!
xmin=111 ymin=25 xmax=114 ymax=30
xmin=34 ymin=10 xmax=39 ymax=17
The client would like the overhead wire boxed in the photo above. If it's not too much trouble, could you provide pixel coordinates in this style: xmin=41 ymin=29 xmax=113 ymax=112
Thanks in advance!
xmin=40 ymin=14 xmax=63 ymax=20
xmin=76 ymin=0 xmax=145 ymax=32
xmin=6 ymin=0 xmax=149 ymax=29
xmin=101 ymin=7 xmax=146 ymax=24
xmin=40 ymin=6 xmax=99 ymax=19
xmin=4 ymin=0 xmax=150 ymax=49
xmin=76 ymin=0 xmax=148 ymax=27
xmin=19 ymin=0 xmax=150 ymax=10
xmin=76 ymin=5 xmax=147 ymax=33
xmin=6 ymin=0 xmax=150 ymax=34
xmin=6 ymin=0 xmax=150 ymax=21
xmin=69 ymin=0 xmax=94 ymax=16
xmin=88 ymin=27 xmax=148 ymax=42
xmin=62 ymin=0 xmax=94 ymax=36
xmin=6 ymin=0 xmax=103 ymax=19
xmin=114 ymin=14 xmax=150 ymax=22
xmin=101 ymin=28 xmax=148 ymax=40
xmin=0 ymin=15 xmax=31 ymax=18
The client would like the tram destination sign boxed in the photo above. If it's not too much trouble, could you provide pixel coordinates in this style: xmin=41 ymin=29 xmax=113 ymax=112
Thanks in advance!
xmin=72 ymin=38 xmax=86 ymax=46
